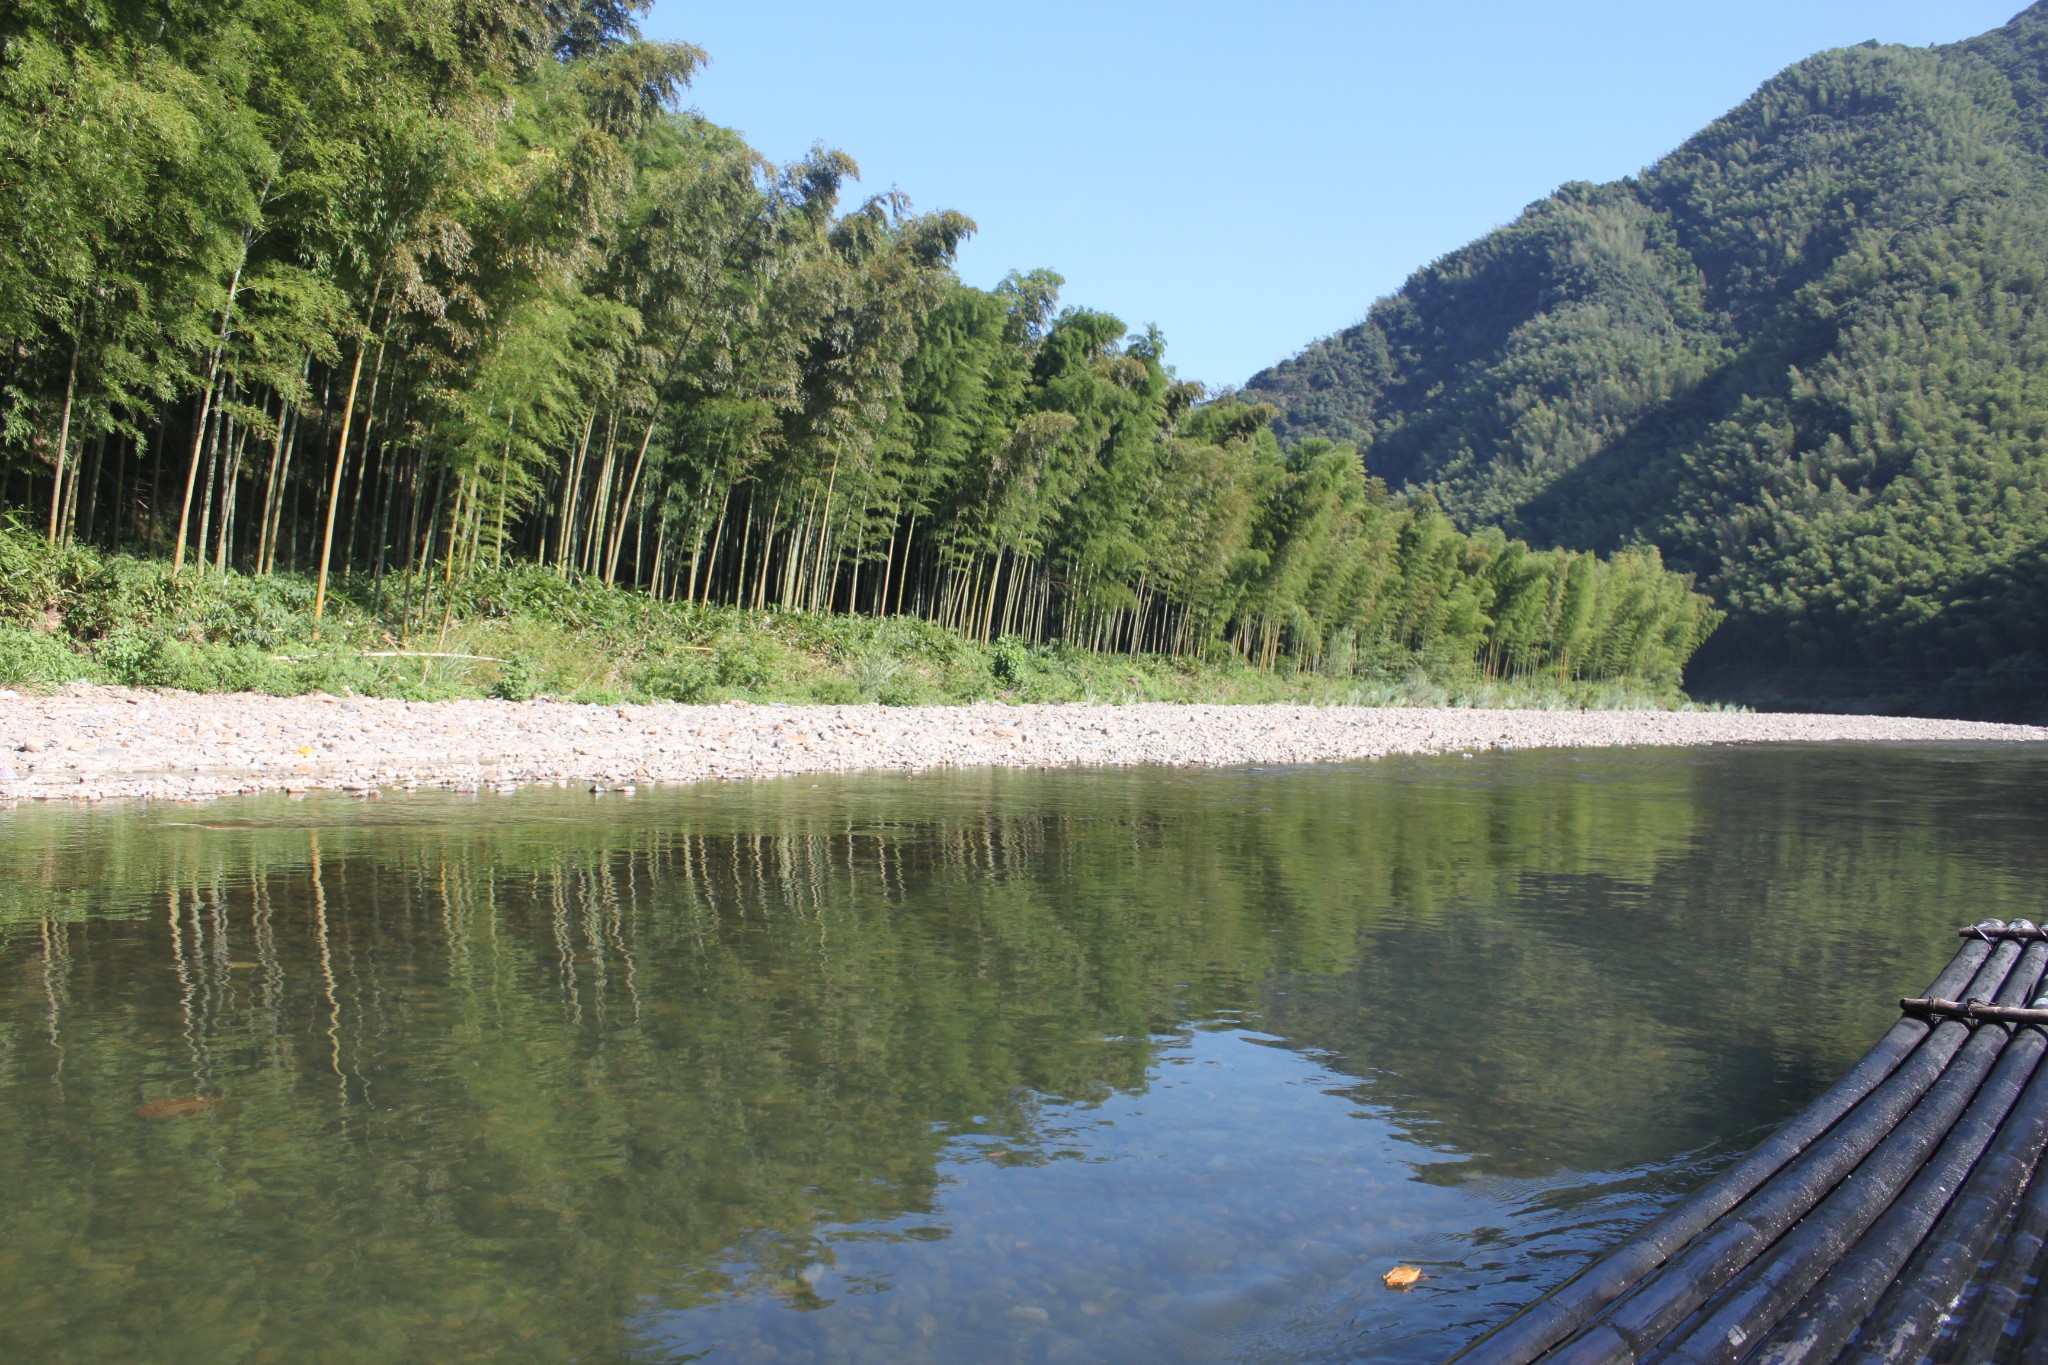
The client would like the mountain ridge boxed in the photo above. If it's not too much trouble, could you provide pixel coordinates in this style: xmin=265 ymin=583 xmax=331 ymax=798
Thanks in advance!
xmin=1241 ymin=3 xmax=2048 ymax=715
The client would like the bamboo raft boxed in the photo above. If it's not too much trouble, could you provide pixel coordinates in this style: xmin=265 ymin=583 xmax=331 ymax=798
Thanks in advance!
xmin=1449 ymin=921 xmax=2048 ymax=1365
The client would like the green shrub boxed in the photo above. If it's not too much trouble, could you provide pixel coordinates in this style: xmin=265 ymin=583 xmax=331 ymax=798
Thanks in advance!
xmin=0 ymin=624 xmax=91 ymax=687
xmin=990 ymin=636 xmax=1032 ymax=687
xmin=874 ymin=666 xmax=937 ymax=706
xmin=808 ymin=674 xmax=859 ymax=705
xmin=635 ymin=658 xmax=711 ymax=702
xmin=93 ymin=628 xmax=179 ymax=688
xmin=713 ymin=635 xmax=778 ymax=690
xmin=491 ymin=656 xmax=541 ymax=702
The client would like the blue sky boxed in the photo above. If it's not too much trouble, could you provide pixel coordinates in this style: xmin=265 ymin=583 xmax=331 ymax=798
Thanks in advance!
xmin=643 ymin=1 xmax=2026 ymax=390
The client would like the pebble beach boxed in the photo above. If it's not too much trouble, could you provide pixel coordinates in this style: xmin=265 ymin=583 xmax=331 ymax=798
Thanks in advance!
xmin=2 ymin=684 xmax=2044 ymax=804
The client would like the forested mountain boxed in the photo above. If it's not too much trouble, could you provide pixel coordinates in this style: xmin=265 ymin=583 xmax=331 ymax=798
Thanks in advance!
xmin=0 ymin=0 xmax=1716 ymax=690
xmin=1243 ymin=3 xmax=2048 ymax=714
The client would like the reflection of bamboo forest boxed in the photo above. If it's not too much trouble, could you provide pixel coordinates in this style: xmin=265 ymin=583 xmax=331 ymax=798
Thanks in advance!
xmin=3 ymin=747 xmax=2046 ymax=1362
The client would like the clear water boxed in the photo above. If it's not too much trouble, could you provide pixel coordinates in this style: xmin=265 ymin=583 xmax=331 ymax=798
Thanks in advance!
xmin=3 ymin=743 xmax=2046 ymax=1364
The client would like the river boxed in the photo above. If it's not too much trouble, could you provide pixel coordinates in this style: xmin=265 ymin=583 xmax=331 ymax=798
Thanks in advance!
xmin=3 ymin=744 xmax=2045 ymax=1363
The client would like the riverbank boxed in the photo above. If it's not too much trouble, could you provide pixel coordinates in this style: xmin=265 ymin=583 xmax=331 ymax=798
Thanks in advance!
xmin=2 ymin=685 xmax=2043 ymax=804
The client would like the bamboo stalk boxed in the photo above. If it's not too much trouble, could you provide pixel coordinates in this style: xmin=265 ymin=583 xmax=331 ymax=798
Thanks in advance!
xmin=172 ymin=376 xmax=219 ymax=574
xmin=313 ymin=340 xmax=369 ymax=620
xmin=171 ymin=217 xmax=259 ymax=573
xmin=215 ymin=405 xmax=252 ymax=571
xmin=603 ymin=410 xmax=659 ymax=584
xmin=341 ymin=337 xmax=390 ymax=571
xmin=194 ymin=389 xmax=226 ymax=572
xmin=581 ymin=403 xmax=621 ymax=576
xmin=754 ymin=486 xmax=782 ymax=610
xmin=45 ymin=333 xmax=78 ymax=546
xmin=257 ymin=381 xmax=295 ymax=573
xmin=556 ymin=407 xmax=597 ymax=573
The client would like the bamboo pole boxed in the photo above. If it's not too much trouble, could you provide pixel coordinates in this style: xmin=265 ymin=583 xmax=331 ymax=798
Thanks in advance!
xmin=1450 ymin=927 xmax=2014 ymax=1364
xmin=2020 ymin=1274 xmax=2048 ymax=1365
xmin=1528 ymin=941 xmax=2025 ymax=1364
xmin=1958 ymin=923 xmax=2048 ymax=943
xmin=1941 ymin=1124 xmax=2048 ymax=1362
xmin=1815 ymin=995 xmax=2048 ymax=1363
xmin=1652 ymin=942 xmax=2048 ymax=1365
xmin=1900 ymin=997 xmax=2048 ymax=1025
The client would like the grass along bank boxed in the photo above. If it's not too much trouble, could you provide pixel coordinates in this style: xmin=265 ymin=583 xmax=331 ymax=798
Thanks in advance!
xmin=0 ymin=529 xmax=1695 ymax=711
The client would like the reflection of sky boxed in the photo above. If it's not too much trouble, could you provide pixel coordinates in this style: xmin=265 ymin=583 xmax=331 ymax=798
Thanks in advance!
xmin=633 ymin=1027 xmax=1701 ymax=1365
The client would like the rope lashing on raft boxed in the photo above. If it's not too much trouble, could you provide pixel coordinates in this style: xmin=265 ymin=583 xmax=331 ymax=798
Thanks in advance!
xmin=1900 ymin=996 xmax=2048 ymax=1027
xmin=1960 ymin=922 xmax=2048 ymax=943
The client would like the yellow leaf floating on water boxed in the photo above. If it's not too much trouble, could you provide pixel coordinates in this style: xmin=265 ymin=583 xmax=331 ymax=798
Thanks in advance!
xmin=1383 ymin=1265 xmax=1424 ymax=1289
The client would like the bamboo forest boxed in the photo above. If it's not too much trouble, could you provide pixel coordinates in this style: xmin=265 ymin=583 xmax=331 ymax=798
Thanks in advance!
xmin=0 ymin=0 xmax=1719 ymax=691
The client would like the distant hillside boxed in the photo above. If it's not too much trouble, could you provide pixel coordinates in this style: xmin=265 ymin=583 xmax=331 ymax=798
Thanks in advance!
xmin=1242 ymin=4 xmax=2048 ymax=716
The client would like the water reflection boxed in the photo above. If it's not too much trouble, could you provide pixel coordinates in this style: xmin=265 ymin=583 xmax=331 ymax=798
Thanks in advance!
xmin=1 ymin=745 xmax=2045 ymax=1363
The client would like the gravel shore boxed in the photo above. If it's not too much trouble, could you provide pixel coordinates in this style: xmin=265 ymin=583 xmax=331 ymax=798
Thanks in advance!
xmin=1 ymin=684 xmax=2043 ymax=804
